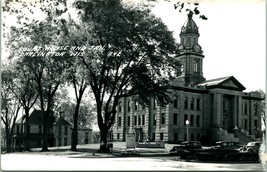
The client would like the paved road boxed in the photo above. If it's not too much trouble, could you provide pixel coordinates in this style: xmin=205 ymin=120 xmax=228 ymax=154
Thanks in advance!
xmin=1 ymin=153 xmax=264 ymax=171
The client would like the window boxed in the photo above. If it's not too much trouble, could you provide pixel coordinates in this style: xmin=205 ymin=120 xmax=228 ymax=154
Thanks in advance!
xmin=182 ymin=38 xmax=184 ymax=44
xmin=118 ymin=117 xmax=121 ymax=126
xmin=244 ymin=119 xmax=248 ymax=130
xmin=196 ymin=115 xmax=200 ymax=127
xmin=64 ymin=126 xmax=68 ymax=135
xmin=153 ymin=98 xmax=157 ymax=109
xmin=128 ymin=101 xmax=131 ymax=112
xmin=174 ymin=133 xmax=178 ymax=141
xmin=17 ymin=126 xmax=20 ymax=134
xmin=64 ymin=138 xmax=68 ymax=146
xmin=138 ymin=115 xmax=141 ymax=125
xmin=193 ymin=60 xmax=198 ymax=72
xmin=190 ymin=115 xmax=194 ymax=126
xmin=135 ymin=100 xmax=138 ymax=110
xmin=152 ymin=133 xmax=155 ymax=141
xmin=153 ymin=114 xmax=157 ymax=125
xmin=134 ymin=115 xmax=137 ymax=126
xmin=142 ymin=115 xmax=145 ymax=125
xmin=117 ymin=133 xmax=120 ymax=140
xmin=254 ymin=103 xmax=258 ymax=115
xmin=161 ymin=113 xmax=165 ymax=125
xmin=184 ymin=114 xmax=188 ymax=125
xmin=194 ymin=37 xmax=197 ymax=44
xmin=197 ymin=98 xmax=200 ymax=110
xmin=184 ymin=97 xmax=188 ymax=109
xmin=173 ymin=98 xmax=178 ymax=108
xmin=118 ymin=102 xmax=122 ymax=112
xmin=187 ymin=37 xmax=191 ymax=46
xmin=244 ymin=103 xmax=248 ymax=115
xmin=127 ymin=116 xmax=130 ymax=126
xmin=173 ymin=113 xmax=178 ymax=125
xmin=160 ymin=133 xmax=164 ymax=140
xmin=190 ymin=98 xmax=194 ymax=110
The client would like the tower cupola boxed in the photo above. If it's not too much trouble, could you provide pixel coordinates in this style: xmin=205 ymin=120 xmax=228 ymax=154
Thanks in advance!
xmin=180 ymin=11 xmax=199 ymax=35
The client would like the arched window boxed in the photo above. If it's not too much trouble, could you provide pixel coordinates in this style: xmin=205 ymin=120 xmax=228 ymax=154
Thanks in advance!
xmin=174 ymin=98 xmax=178 ymax=108
xmin=190 ymin=98 xmax=194 ymax=110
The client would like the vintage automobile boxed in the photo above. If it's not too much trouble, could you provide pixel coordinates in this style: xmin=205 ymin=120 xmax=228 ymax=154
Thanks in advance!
xmin=169 ymin=141 xmax=203 ymax=155
xmin=211 ymin=141 xmax=239 ymax=150
xmin=239 ymin=141 xmax=262 ymax=153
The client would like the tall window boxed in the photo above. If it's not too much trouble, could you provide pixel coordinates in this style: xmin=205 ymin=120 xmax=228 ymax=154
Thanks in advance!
xmin=128 ymin=101 xmax=131 ymax=112
xmin=134 ymin=115 xmax=137 ymax=126
xmin=190 ymin=115 xmax=194 ymax=126
xmin=184 ymin=114 xmax=188 ymax=125
xmin=142 ymin=115 xmax=145 ymax=125
xmin=196 ymin=115 xmax=200 ymax=127
xmin=161 ymin=113 xmax=165 ymax=124
xmin=254 ymin=103 xmax=258 ymax=115
xmin=153 ymin=98 xmax=157 ymax=109
xmin=160 ymin=133 xmax=164 ymax=140
xmin=190 ymin=98 xmax=194 ymax=110
xmin=197 ymin=98 xmax=200 ymax=110
xmin=118 ymin=117 xmax=121 ymax=126
xmin=193 ymin=60 xmax=198 ymax=72
xmin=64 ymin=126 xmax=68 ymax=135
xmin=117 ymin=133 xmax=120 ymax=139
xmin=138 ymin=115 xmax=141 ymax=125
xmin=173 ymin=98 xmax=178 ymax=108
xmin=244 ymin=103 xmax=248 ymax=115
xmin=127 ymin=116 xmax=130 ymax=126
xmin=118 ymin=102 xmax=122 ymax=112
xmin=254 ymin=120 xmax=258 ymax=129
xmin=244 ymin=119 xmax=248 ymax=130
xmin=187 ymin=37 xmax=191 ymax=46
xmin=64 ymin=138 xmax=68 ymax=146
xmin=135 ymin=100 xmax=138 ymax=110
xmin=153 ymin=114 xmax=157 ymax=125
xmin=173 ymin=113 xmax=178 ymax=125
xmin=184 ymin=97 xmax=188 ymax=109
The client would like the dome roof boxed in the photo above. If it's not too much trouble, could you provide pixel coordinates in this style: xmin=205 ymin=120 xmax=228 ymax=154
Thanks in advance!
xmin=180 ymin=11 xmax=199 ymax=35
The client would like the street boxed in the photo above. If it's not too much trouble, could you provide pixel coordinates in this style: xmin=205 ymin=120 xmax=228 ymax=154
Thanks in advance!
xmin=1 ymin=153 xmax=264 ymax=171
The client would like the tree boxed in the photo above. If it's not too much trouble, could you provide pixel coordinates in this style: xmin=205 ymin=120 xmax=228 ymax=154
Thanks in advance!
xmin=70 ymin=0 xmax=179 ymax=152
xmin=3 ymin=0 xmax=72 ymax=151
xmin=1 ymin=65 xmax=21 ymax=152
xmin=7 ymin=60 xmax=39 ymax=151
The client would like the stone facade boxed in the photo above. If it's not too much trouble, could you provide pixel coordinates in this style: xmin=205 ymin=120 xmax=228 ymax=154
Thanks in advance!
xmin=112 ymin=13 xmax=263 ymax=144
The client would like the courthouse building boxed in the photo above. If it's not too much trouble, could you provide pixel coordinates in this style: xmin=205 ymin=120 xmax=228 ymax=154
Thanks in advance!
xmin=112 ymin=13 xmax=263 ymax=144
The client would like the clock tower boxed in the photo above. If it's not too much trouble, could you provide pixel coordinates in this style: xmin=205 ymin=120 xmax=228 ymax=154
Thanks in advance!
xmin=176 ymin=11 xmax=205 ymax=85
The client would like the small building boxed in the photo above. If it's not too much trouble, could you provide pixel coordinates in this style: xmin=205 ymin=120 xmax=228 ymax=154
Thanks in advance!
xmin=14 ymin=110 xmax=92 ymax=149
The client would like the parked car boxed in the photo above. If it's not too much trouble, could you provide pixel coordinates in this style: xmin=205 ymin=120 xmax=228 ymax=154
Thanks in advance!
xmin=169 ymin=141 xmax=203 ymax=155
xmin=239 ymin=141 xmax=262 ymax=153
xmin=211 ymin=141 xmax=239 ymax=150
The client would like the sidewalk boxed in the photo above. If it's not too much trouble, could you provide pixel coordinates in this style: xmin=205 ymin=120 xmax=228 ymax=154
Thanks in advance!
xmin=13 ymin=142 xmax=173 ymax=158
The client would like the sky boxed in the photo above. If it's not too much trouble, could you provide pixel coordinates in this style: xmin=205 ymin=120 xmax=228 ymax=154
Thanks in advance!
xmin=150 ymin=0 xmax=266 ymax=92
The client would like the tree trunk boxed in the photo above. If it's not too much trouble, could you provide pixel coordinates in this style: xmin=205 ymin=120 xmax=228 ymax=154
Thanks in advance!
xmin=24 ymin=109 xmax=31 ymax=151
xmin=71 ymin=97 xmax=82 ymax=151
xmin=99 ymin=128 xmax=109 ymax=153
xmin=41 ymin=112 xmax=49 ymax=152
xmin=5 ymin=127 xmax=11 ymax=153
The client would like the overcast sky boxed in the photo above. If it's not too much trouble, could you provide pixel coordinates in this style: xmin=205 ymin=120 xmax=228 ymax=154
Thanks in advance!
xmin=150 ymin=0 xmax=266 ymax=92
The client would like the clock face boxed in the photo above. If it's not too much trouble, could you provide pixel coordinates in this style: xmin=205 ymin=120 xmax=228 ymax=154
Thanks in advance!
xmin=194 ymin=45 xmax=201 ymax=52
